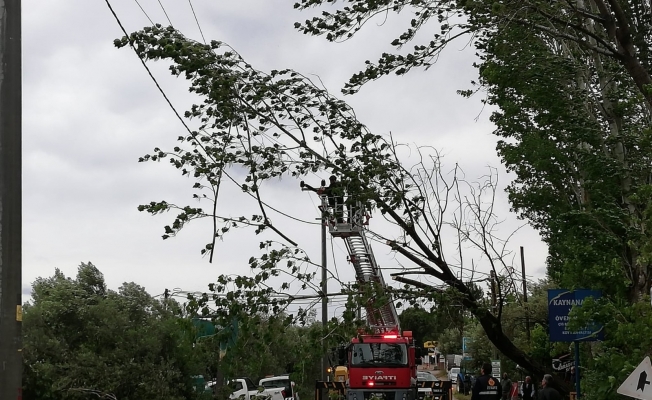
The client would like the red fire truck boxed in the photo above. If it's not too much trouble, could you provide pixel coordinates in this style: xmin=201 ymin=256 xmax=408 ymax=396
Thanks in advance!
xmin=302 ymin=182 xmax=425 ymax=400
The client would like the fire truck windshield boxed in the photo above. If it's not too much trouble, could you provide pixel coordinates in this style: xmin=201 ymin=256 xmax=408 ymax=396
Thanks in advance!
xmin=351 ymin=343 xmax=408 ymax=366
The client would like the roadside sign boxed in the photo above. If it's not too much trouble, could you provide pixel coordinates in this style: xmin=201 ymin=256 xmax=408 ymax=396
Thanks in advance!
xmin=491 ymin=360 xmax=501 ymax=378
xmin=462 ymin=337 xmax=473 ymax=361
xmin=462 ymin=337 xmax=472 ymax=353
xmin=548 ymin=289 xmax=604 ymax=342
xmin=618 ymin=357 xmax=652 ymax=399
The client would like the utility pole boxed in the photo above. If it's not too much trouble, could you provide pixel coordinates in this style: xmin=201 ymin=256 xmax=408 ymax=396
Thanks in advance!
xmin=490 ymin=270 xmax=498 ymax=360
xmin=520 ymin=246 xmax=530 ymax=343
xmin=300 ymin=179 xmax=329 ymax=382
xmin=321 ymin=200 xmax=328 ymax=382
xmin=0 ymin=1 xmax=23 ymax=399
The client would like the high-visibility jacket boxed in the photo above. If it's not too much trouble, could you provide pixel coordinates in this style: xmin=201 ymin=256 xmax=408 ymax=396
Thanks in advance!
xmin=471 ymin=374 xmax=501 ymax=400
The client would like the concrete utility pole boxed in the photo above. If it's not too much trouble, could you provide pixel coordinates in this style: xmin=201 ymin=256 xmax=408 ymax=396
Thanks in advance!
xmin=520 ymin=246 xmax=530 ymax=343
xmin=321 ymin=207 xmax=328 ymax=382
xmin=0 ymin=1 xmax=23 ymax=399
xmin=300 ymin=180 xmax=330 ymax=382
xmin=490 ymin=270 xmax=498 ymax=360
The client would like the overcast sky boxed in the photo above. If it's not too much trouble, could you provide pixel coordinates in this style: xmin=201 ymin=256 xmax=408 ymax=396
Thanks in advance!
xmin=22 ymin=0 xmax=548 ymax=314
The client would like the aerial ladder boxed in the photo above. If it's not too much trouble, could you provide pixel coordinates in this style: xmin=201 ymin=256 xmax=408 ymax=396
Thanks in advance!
xmin=303 ymin=179 xmax=451 ymax=400
xmin=300 ymin=179 xmax=399 ymax=332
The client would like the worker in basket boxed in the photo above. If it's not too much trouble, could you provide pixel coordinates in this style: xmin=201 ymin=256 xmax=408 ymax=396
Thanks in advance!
xmin=300 ymin=176 xmax=346 ymax=223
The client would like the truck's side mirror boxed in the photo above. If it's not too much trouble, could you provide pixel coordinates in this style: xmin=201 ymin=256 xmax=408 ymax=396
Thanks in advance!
xmin=337 ymin=347 xmax=347 ymax=365
xmin=321 ymin=179 xmax=326 ymax=187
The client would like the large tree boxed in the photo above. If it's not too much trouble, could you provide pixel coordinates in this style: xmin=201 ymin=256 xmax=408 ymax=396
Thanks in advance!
xmin=290 ymin=1 xmax=652 ymax=397
xmin=115 ymin=23 xmax=553 ymax=386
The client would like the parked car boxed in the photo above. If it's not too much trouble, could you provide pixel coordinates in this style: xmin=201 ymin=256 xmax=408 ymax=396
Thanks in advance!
xmin=448 ymin=367 xmax=460 ymax=383
xmin=259 ymin=375 xmax=300 ymax=400
xmin=213 ymin=377 xmax=283 ymax=400
xmin=221 ymin=378 xmax=259 ymax=400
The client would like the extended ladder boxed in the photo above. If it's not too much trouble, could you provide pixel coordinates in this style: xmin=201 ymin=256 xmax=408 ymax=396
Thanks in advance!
xmin=320 ymin=195 xmax=400 ymax=333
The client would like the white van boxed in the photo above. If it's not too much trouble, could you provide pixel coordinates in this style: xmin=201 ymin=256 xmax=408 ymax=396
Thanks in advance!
xmin=448 ymin=367 xmax=460 ymax=383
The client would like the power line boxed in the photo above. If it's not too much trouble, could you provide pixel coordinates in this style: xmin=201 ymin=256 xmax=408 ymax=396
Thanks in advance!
xmin=187 ymin=0 xmax=206 ymax=44
xmin=105 ymin=3 xmax=323 ymax=231
xmin=218 ymin=169 xmax=320 ymax=225
xmin=102 ymin=0 xmax=318 ymax=252
xmin=133 ymin=0 xmax=154 ymax=25
xmin=157 ymin=0 xmax=173 ymax=26
xmin=108 ymin=0 xmax=320 ymax=238
xmin=104 ymin=0 xmax=193 ymax=138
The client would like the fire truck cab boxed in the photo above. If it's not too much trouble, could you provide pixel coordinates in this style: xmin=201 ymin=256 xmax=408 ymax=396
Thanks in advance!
xmin=346 ymin=331 xmax=418 ymax=400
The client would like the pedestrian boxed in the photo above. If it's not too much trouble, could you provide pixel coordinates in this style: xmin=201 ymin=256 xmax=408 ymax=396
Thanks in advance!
xmin=471 ymin=362 xmax=501 ymax=400
xmin=510 ymin=381 xmax=519 ymax=400
xmin=537 ymin=374 xmax=562 ymax=400
xmin=501 ymin=373 xmax=512 ymax=400
xmin=521 ymin=376 xmax=535 ymax=400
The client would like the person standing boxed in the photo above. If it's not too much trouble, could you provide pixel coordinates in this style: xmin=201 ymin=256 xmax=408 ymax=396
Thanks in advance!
xmin=501 ymin=373 xmax=512 ymax=400
xmin=471 ymin=363 xmax=501 ymax=400
xmin=521 ymin=376 xmax=536 ymax=400
xmin=538 ymin=374 xmax=562 ymax=400
xmin=300 ymin=176 xmax=345 ymax=223
xmin=510 ymin=381 xmax=519 ymax=400
xmin=324 ymin=175 xmax=344 ymax=223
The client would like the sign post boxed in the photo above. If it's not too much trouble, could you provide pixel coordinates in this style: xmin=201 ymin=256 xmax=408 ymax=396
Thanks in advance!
xmin=548 ymin=289 xmax=603 ymax=399
xmin=462 ymin=337 xmax=473 ymax=362
xmin=574 ymin=341 xmax=580 ymax=399
xmin=491 ymin=360 xmax=501 ymax=379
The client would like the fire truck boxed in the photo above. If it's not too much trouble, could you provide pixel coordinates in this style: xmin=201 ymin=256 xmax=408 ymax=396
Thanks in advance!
xmin=303 ymin=181 xmax=433 ymax=400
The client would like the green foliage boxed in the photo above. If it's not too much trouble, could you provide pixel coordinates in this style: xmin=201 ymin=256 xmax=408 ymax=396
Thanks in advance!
xmin=196 ymin=310 xmax=359 ymax=398
xmin=478 ymin=19 xmax=651 ymax=299
xmin=398 ymin=287 xmax=468 ymax=347
xmin=23 ymin=263 xmax=200 ymax=400
xmin=399 ymin=307 xmax=440 ymax=346
xmin=568 ymin=299 xmax=652 ymax=399
xmin=438 ymin=327 xmax=462 ymax=355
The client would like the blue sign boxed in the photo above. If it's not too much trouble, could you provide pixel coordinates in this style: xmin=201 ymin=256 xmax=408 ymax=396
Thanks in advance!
xmin=462 ymin=336 xmax=472 ymax=353
xmin=548 ymin=289 xmax=604 ymax=342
